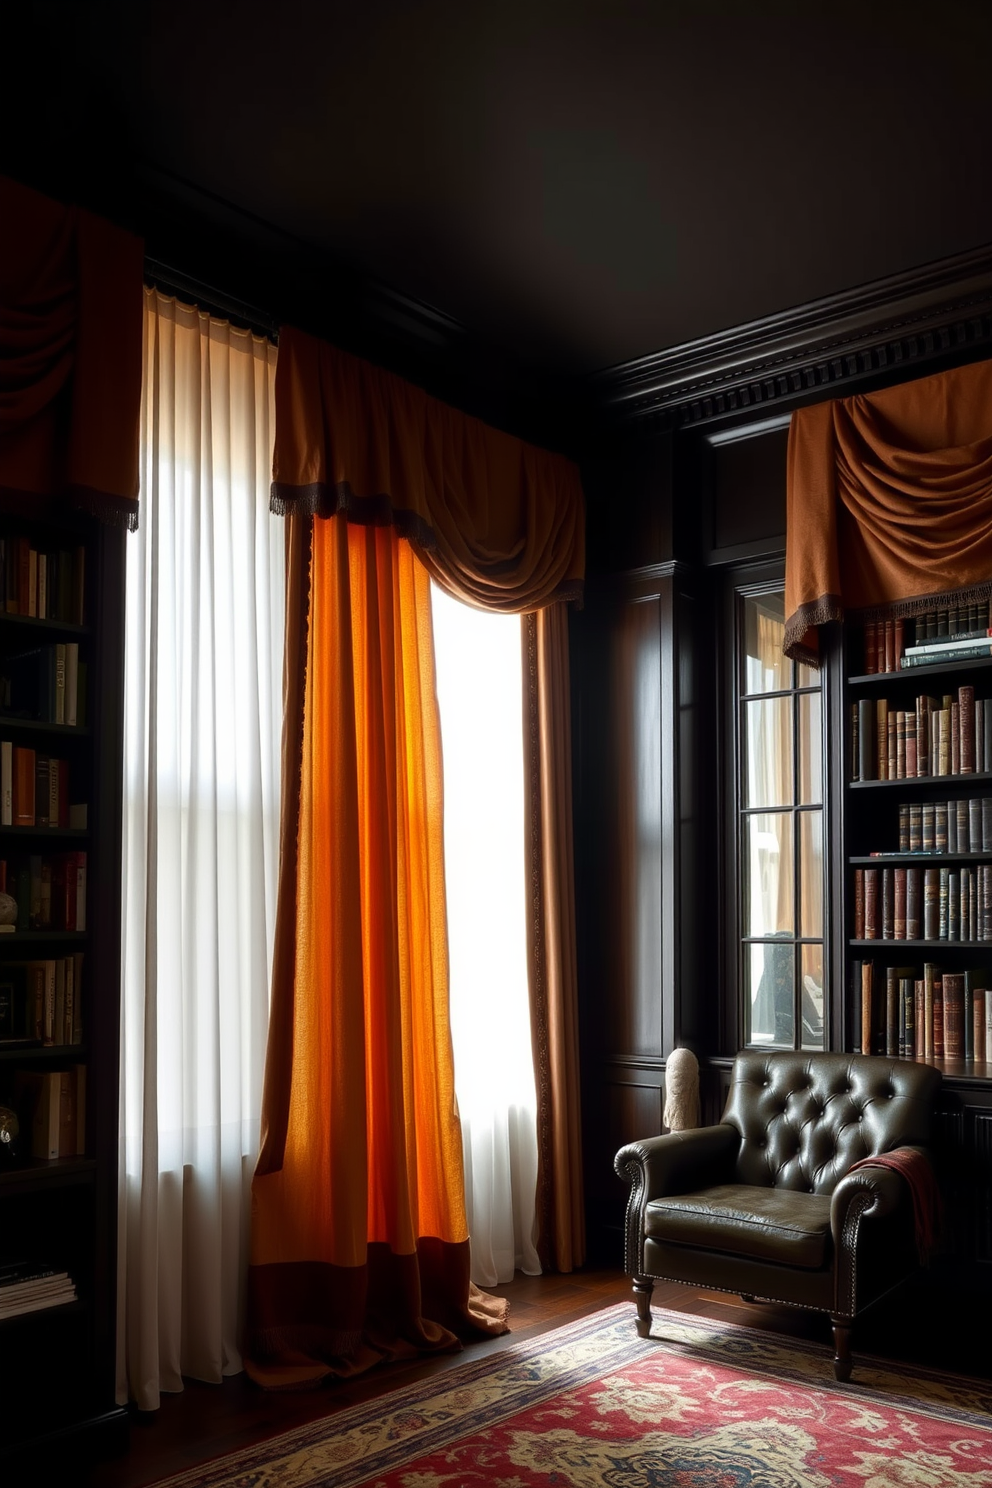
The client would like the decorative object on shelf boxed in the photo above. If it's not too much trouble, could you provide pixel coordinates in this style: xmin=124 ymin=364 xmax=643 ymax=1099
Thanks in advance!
xmin=663 ymin=1046 xmax=699 ymax=1131
xmin=0 ymin=1104 xmax=19 ymax=1162
xmin=0 ymin=891 xmax=16 ymax=931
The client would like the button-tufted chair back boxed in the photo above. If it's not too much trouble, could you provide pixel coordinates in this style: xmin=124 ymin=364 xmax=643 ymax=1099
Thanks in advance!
xmin=723 ymin=1050 xmax=942 ymax=1196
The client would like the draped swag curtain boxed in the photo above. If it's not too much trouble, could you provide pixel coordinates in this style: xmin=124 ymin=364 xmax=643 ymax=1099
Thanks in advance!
xmin=120 ymin=291 xmax=283 ymax=1409
xmin=0 ymin=175 xmax=143 ymax=526
xmin=785 ymin=358 xmax=992 ymax=665
xmin=248 ymin=329 xmax=585 ymax=1385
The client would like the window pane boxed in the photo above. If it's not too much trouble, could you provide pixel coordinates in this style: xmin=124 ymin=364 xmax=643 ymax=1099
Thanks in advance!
xmin=746 ymin=940 xmax=795 ymax=1046
xmin=746 ymin=812 xmax=794 ymax=936
xmin=745 ymin=697 xmax=793 ymax=807
xmin=743 ymin=593 xmax=789 ymax=694
xmin=801 ymin=943 xmax=825 ymax=1050
xmin=798 ymin=691 xmax=822 ymax=805
xmin=796 ymin=660 xmax=818 ymax=690
xmin=799 ymin=809 xmax=823 ymax=938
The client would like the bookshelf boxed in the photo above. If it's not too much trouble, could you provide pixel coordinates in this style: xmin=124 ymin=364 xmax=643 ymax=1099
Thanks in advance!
xmin=0 ymin=507 xmax=127 ymax=1462
xmin=839 ymin=608 xmax=992 ymax=1274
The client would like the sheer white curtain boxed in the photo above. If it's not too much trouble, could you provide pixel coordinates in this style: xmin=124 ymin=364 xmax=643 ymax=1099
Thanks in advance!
xmin=118 ymin=289 xmax=283 ymax=1409
xmin=430 ymin=582 xmax=541 ymax=1285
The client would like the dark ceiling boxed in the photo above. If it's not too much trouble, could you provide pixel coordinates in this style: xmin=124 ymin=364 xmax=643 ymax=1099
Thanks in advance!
xmin=6 ymin=1 xmax=992 ymax=380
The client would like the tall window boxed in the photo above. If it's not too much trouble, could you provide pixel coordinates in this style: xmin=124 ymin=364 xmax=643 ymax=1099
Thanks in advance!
xmin=430 ymin=583 xmax=540 ymax=1286
xmin=737 ymin=585 xmax=825 ymax=1049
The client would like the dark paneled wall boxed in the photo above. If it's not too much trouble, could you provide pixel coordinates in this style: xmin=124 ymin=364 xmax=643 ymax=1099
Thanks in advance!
xmin=573 ymin=417 xmax=787 ymax=1257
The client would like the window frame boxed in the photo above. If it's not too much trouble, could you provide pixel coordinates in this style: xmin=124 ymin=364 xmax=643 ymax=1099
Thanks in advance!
xmin=723 ymin=562 xmax=831 ymax=1054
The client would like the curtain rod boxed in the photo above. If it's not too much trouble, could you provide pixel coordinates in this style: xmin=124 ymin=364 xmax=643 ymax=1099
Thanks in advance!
xmin=143 ymin=257 xmax=281 ymax=341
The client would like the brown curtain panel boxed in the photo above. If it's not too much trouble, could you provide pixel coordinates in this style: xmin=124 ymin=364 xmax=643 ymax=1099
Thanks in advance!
xmin=784 ymin=358 xmax=992 ymax=665
xmin=524 ymin=605 xmax=586 ymax=1273
xmin=0 ymin=175 xmax=143 ymax=526
xmin=249 ymin=514 xmax=507 ymax=1387
xmin=270 ymin=326 xmax=585 ymax=610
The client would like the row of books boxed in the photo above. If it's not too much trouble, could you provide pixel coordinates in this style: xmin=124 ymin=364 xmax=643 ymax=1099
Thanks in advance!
xmin=892 ymin=798 xmax=992 ymax=854
xmin=0 ymin=853 xmax=87 ymax=932
xmin=8 ymin=1066 xmax=86 ymax=1159
xmin=862 ymin=605 xmax=992 ymax=673
xmin=0 ymin=1260 xmax=77 ymax=1320
xmin=1 ymin=538 xmax=85 ymax=625
xmin=851 ymin=687 xmax=992 ymax=780
xmin=0 ymin=954 xmax=84 ymax=1046
xmin=852 ymin=960 xmax=992 ymax=1063
xmin=0 ymin=744 xmax=86 ymax=829
xmin=0 ymin=641 xmax=86 ymax=726
xmin=853 ymin=864 xmax=992 ymax=943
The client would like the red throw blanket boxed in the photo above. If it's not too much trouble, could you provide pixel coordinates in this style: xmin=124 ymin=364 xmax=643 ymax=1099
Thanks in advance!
xmin=849 ymin=1148 xmax=942 ymax=1261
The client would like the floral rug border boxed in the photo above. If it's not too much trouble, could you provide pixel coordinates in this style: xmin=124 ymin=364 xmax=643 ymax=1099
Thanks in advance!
xmin=149 ymin=1301 xmax=992 ymax=1488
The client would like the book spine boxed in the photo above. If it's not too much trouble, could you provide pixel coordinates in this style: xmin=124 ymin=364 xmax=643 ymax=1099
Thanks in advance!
xmin=949 ymin=870 xmax=960 ymax=942
xmin=959 ymin=685 xmax=975 ymax=772
xmin=977 ymin=699 xmax=985 ymax=776
xmin=924 ymin=963 xmax=936 ymax=1061
xmin=906 ymin=867 xmax=921 ymax=940
xmin=865 ymin=621 xmax=877 ymax=674
xmin=902 ymin=643 xmax=992 ymax=666
xmin=909 ymin=802 xmax=922 ymax=851
xmin=861 ymin=962 xmax=873 ymax=1056
xmin=944 ymin=973 xmax=964 ymax=1059
xmin=933 ymin=977 xmax=944 ymax=1059
xmin=1 ymin=741 xmax=11 ymax=828
xmin=13 ymin=747 xmax=36 ymax=827
xmin=986 ymin=988 xmax=992 ymax=1064
xmin=894 ymin=868 xmax=906 ymax=940
xmin=923 ymin=867 xmax=939 ymax=940
xmin=877 ymin=699 xmax=888 ymax=780
xmin=882 ymin=868 xmax=894 ymax=940
xmin=854 ymin=869 xmax=864 ymax=940
xmin=915 ymin=978 xmax=925 ymax=1059
xmin=864 ymin=869 xmax=878 ymax=940
xmin=885 ymin=966 xmax=898 ymax=1056
xmin=898 ymin=803 xmax=909 ymax=851
xmin=939 ymin=867 xmax=949 ymax=940
xmin=902 ymin=974 xmax=914 ymax=1058
xmin=858 ymin=699 xmax=874 ymax=780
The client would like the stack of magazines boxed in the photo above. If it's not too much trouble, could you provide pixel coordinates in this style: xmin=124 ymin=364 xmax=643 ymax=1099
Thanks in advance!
xmin=0 ymin=1259 xmax=76 ymax=1318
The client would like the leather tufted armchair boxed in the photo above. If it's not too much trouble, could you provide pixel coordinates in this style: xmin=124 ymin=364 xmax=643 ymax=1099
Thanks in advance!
xmin=614 ymin=1050 xmax=942 ymax=1380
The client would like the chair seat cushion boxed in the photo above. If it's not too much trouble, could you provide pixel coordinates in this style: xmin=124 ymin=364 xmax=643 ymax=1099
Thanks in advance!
xmin=644 ymin=1184 xmax=832 ymax=1269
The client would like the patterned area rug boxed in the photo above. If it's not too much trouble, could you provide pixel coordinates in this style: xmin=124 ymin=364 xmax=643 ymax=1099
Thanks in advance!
xmin=152 ymin=1302 xmax=992 ymax=1487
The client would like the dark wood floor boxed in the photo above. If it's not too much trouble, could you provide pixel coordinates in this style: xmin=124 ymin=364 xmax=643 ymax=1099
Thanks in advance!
xmin=75 ymin=1264 xmax=987 ymax=1488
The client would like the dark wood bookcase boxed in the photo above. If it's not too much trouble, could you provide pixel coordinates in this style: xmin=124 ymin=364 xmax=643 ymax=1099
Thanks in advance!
xmin=0 ymin=502 xmax=127 ymax=1462
xmin=830 ymin=621 xmax=992 ymax=1276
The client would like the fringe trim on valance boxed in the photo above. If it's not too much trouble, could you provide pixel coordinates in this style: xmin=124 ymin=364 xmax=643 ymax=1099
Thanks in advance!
xmin=850 ymin=578 xmax=992 ymax=625
xmin=785 ymin=580 xmax=992 ymax=668
xmin=270 ymin=479 xmax=438 ymax=554
xmin=783 ymin=593 xmax=842 ymax=668
xmin=70 ymin=483 xmax=139 ymax=531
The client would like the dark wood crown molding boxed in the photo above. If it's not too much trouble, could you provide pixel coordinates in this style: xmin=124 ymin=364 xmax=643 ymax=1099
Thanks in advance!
xmin=588 ymin=244 xmax=992 ymax=432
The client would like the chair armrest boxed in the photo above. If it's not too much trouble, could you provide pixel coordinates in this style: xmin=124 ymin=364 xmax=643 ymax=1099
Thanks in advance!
xmin=830 ymin=1146 xmax=924 ymax=1320
xmin=615 ymin=1124 xmax=738 ymax=1203
xmin=830 ymin=1161 xmax=906 ymax=1241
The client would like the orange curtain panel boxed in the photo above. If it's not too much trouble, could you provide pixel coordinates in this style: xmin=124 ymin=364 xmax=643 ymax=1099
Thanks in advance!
xmin=0 ymin=175 xmax=143 ymax=526
xmin=784 ymin=358 xmax=992 ymax=664
xmin=270 ymin=326 xmax=585 ymax=610
xmin=248 ymin=514 xmax=507 ymax=1386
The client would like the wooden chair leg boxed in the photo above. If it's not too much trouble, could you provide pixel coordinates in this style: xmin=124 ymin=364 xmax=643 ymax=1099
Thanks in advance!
xmin=633 ymin=1276 xmax=654 ymax=1338
xmin=831 ymin=1316 xmax=853 ymax=1382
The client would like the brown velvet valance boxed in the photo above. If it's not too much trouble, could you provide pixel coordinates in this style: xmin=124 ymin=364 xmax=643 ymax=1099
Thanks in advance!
xmin=270 ymin=326 xmax=585 ymax=611
xmin=0 ymin=175 xmax=144 ymax=527
xmin=784 ymin=358 xmax=992 ymax=665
